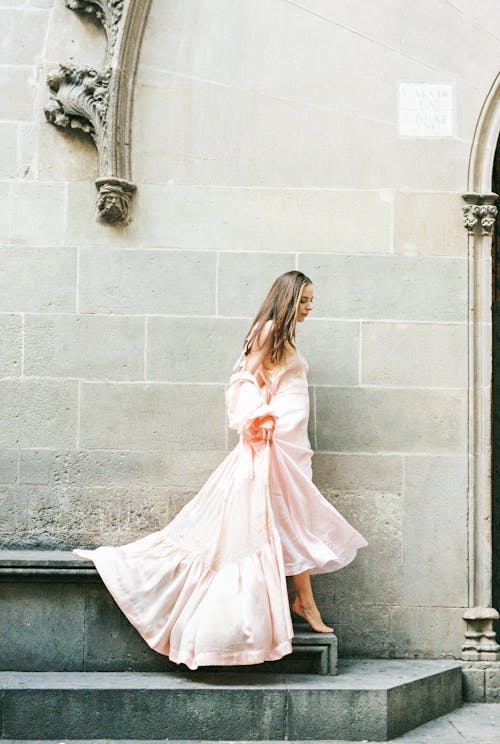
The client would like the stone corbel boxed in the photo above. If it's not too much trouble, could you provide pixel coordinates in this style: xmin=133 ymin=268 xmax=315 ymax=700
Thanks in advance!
xmin=463 ymin=193 xmax=498 ymax=235
xmin=44 ymin=0 xmax=152 ymax=224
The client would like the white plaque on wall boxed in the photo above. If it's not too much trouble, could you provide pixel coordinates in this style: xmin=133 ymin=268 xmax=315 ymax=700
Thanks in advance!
xmin=398 ymin=83 xmax=454 ymax=137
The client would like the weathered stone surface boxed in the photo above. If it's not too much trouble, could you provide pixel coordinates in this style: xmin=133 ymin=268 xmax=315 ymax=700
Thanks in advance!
xmin=299 ymin=254 xmax=467 ymax=322
xmin=147 ymin=317 xmax=248 ymax=382
xmin=394 ymin=192 xmax=466 ymax=257
xmin=0 ymin=246 xmax=76 ymax=313
xmin=389 ymin=607 xmax=466 ymax=658
xmin=323 ymin=603 xmax=392 ymax=658
xmin=315 ymin=387 xmax=467 ymax=453
xmin=462 ymin=666 xmax=486 ymax=702
xmin=296 ymin=320 xmax=359 ymax=385
xmin=22 ymin=484 xmax=187 ymax=547
xmin=403 ymin=456 xmax=468 ymax=606
xmin=312 ymin=452 xmax=403 ymax=492
xmin=0 ymin=313 xmax=22 ymax=377
xmin=79 ymin=249 xmax=216 ymax=315
xmin=320 ymin=489 xmax=403 ymax=606
xmin=0 ymin=66 xmax=35 ymax=120
xmin=18 ymin=123 xmax=36 ymax=179
xmin=0 ymin=450 xmax=18 ymax=485
xmin=24 ymin=314 xmax=145 ymax=380
xmin=10 ymin=182 xmax=68 ymax=246
xmin=0 ymin=123 xmax=18 ymax=178
xmin=361 ymin=321 xmax=468 ymax=387
xmin=0 ymin=486 xmax=27 ymax=535
xmin=0 ymin=582 xmax=85 ymax=671
xmin=218 ymin=252 xmax=295 ymax=317
xmin=80 ymin=382 xmax=226 ymax=451
xmin=0 ymin=8 xmax=49 ymax=65
xmin=0 ymin=380 xmax=78 ymax=448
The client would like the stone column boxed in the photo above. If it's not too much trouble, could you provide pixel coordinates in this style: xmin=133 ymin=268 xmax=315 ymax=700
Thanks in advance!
xmin=461 ymin=193 xmax=500 ymax=701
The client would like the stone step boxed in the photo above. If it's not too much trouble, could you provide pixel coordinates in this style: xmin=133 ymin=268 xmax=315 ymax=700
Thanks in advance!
xmin=0 ymin=660 xmax=462 ymax=741
xmin=0 ymin=550 xmax=336 ymax=675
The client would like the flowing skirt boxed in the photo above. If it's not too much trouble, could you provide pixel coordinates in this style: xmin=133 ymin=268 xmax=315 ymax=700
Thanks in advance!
xmin=74 ymin=380 xmax=367 ymax=669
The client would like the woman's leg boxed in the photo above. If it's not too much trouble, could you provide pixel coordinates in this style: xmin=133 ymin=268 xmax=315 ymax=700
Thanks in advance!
xmin=290 ymin=571 xmax=334 ymax=633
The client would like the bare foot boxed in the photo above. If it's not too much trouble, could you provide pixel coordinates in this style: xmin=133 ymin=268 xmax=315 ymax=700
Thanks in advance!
xmin=291 ymin=598 xmax=334 ymax=633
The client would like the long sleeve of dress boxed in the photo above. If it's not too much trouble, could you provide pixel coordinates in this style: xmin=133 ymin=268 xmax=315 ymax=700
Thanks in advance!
xmin=226 ymin=370 xmax=277 ymax=442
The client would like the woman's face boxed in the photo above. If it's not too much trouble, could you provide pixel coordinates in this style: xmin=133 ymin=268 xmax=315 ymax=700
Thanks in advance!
xmin=297 ymin=283 xmax=314 ymax=322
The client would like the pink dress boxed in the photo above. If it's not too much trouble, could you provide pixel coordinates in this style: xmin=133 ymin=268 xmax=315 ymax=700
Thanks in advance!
xmin=73 ymin=346 xmax=367 ymax=669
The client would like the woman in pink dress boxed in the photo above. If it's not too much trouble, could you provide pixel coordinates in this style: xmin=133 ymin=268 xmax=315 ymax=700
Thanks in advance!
xmin=74 ymin=270 xmax=367 ymax=670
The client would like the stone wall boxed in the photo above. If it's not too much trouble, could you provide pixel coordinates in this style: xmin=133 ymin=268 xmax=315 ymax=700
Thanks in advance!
xmin=1 ymin=0 xmax=500 ymax=657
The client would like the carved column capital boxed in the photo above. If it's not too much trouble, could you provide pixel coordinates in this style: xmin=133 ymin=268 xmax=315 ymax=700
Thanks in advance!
xmin=462 ymin=193 xmax=498 ymax=236
xmin=45 ymin=0 xmax=152 ymax=224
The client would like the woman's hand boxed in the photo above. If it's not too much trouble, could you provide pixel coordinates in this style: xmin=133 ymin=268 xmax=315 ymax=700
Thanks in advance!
xmin=259 ymin=418 xmax=275 ymax=443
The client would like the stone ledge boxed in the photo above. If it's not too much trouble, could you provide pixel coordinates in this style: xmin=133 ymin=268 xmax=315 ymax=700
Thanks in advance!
xmin=0 ymin=550 xmax=337 ymax=675
xmin=0 ymin=660 xmax=462 ymax=741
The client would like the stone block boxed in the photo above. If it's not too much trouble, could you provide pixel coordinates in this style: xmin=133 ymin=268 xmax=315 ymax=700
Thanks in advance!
xmin=361 ymin=321 xmax=468 ymax=387
xmin=0 ymin=246 xmax=76 ymax=313
xmin=312 ymin=452 xmax=403 ymax=492
xmin=0 ymin=9 xmax=49 ymax=65
xmin=298 ymin=254 xmax=467 ymax=322
xmin=485 ymin=665 xmax=500 ymax=702
xmin=403 ymin=455 xmax=468 ymax=606
xmin=318 ymin=489 xmax=403 ymax=606
xmin=2 ymin=682 xmax=288 ymax=740
xmin=0 ymin=450 xmax=18 ymax=484
xmin=10 ymin=182 xmax=68 ymax=246
xmin=295 ymin=319 xmax=359 ymax=385
xmin=79 ymin=248 xmax=216 ymax=315
xmin=80 ymin=382 xmax=226 ymax=451
xmin=326 ymin=604 xmax=392 ymax=658
xmin=218 ymin=252 xmax=295 ymax=317
xmin=394 ymin=192 xmax=466 ymax=257
xmin=18 ymin=123 xmax=36 ymax=179
xmin=164 ymin=450 xmax=227 ymax=487
xmin=147 ymin=317 xmax=248 ymax=382
xmin=0 ymin=485 xmax=26 ymax=533
xmin=0 ymin=122 xmax=18 ymax=178
xmin=0 ymin=581 xmax=85 ymax=671
xmin=0 ymin=380 xmax=78 ymax=448
xmin=20 ymin=449 xmax=171 ymax=487
xmin=82 ymin=583 xmax=177 ymax=672
xmin=461 ymin=666 xmax=486 ymax=702
xmin=0 ymin=313 xmax=22 ymax=376
xmin=24 ymin=314 xmax=145 ymax=381
xmin=82 ymin=184 xmax=391 ymax=253
xmin=389 ymin=607 xmax=466 ymax=658
xmin=37 ymin=116 xmax=98 ymax=183
xmin=287 ymin=688 xmax=383 ymax=740
xmin=19 ymin=449 xmax=52 ymax=485
xmin=0 ymin=66 xmax=35 ymax=120
xmin=315 ymin=386 xmax=467 ymax=454
xmin=26 ymin=485 xmax=105 ymax=538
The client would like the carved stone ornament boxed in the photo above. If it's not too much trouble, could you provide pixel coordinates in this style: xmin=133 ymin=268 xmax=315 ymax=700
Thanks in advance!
xmin=44 ymin=0 xmax=152 ymax=224
xmin=463 ymin=193 xmax=498 ymax=236
xmin=462 ymin=607 xmax=500 ymax=661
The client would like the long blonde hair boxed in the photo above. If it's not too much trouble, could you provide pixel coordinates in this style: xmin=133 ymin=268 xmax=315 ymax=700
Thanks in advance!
xmin=243 ymin=270 xmax=312 ymax=365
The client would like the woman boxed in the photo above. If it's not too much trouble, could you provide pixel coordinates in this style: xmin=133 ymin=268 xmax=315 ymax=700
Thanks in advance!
xmin=74 ymin=270 xmax=367 ymax=669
